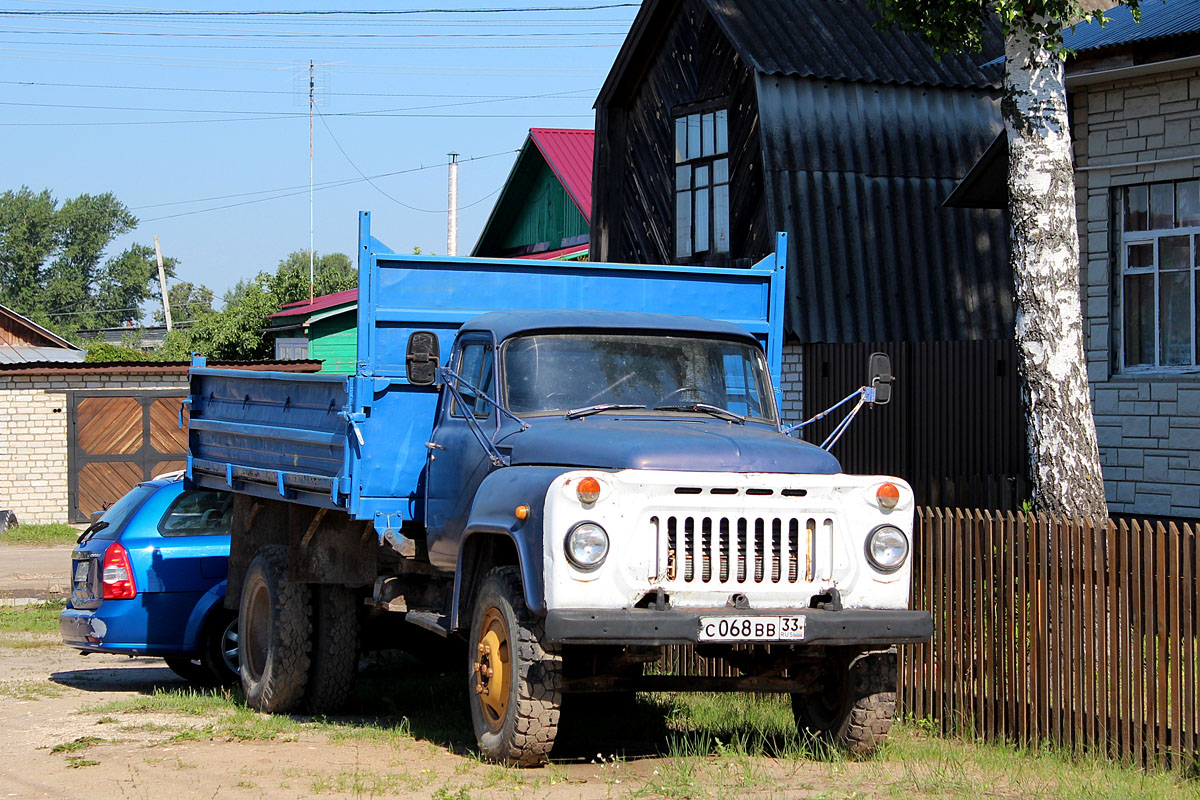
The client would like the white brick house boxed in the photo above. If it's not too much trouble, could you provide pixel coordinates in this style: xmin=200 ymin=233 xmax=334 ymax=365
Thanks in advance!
xmin=1066 ymin=3 xmax=1200 ymax=517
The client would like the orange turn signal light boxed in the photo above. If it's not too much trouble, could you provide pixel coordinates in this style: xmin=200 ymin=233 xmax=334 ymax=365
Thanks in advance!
xmin=876 ymin=482 xmax=900 ymax=510
xmin=577 ymin=477 xmax=601 ymax=504
xmin=515 ymin=505 xmax=530 ymax=521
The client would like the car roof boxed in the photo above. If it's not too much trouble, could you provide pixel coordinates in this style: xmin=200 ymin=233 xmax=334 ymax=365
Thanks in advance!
xmin=459 ymin=309 xmax=762 ymax=345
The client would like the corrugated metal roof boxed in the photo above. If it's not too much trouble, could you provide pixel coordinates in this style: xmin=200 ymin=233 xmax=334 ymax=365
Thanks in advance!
xmin=757 ymin=76 xmax=1012 ymax=342
xmin=1063 ymin=0 xmax=1200 ymax=52
xmin=0 ymin=359 xmax=322 ymax=375
xmin=528 ymin=128 xmax=595 ymax=220
xmin=0 ymin=345 xmax=86 ymax=364
xmin=701 ymin=0 xmax=1003 ymax=88
xmin=269 ymin=288 xmax=357 ymax=319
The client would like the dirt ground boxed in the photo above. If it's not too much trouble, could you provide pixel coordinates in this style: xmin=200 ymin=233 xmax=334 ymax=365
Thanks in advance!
xmin=0 ymin=543 xmax=887 ymax=800
xmin=0 ymin=640 xmax=896 ymax=800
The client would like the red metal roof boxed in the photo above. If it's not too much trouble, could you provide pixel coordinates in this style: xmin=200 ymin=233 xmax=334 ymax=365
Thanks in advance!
xmin=518 ymin=243 xmax=590 ymax=260
xmin=269 ymin=288 xmax=358 ymax=319
xmin=528 ymin=128 xmax=594 ymax=221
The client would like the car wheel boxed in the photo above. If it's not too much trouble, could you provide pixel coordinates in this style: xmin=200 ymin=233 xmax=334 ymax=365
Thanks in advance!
xmin=199 ymin=609 xmax=239 ymax=686
xmin=164 ymin=656 xmax=213 ymax=685
xmin=791 ymin=649 xmax=896 ymax=757
xmin=239 ymin=545 xmax=312 ymax=713
xmin=304 ymin=584 xmax=359 ymax=714
xmin=468 ymin=565 xmax=561 ymax=766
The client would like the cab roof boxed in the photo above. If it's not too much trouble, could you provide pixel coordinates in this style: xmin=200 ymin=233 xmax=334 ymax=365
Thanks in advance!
xmin=459 ymin=309 xmax=762 ymax=345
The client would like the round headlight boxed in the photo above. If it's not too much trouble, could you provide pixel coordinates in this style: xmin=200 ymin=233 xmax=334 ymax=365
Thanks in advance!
xmin=866 ymin=525 xmax=909 ymax=573
xmin=565 ymin=522 xmax=609 ymax=570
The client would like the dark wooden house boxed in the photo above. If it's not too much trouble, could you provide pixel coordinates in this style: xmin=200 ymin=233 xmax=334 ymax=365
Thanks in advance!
xmin=592 ymin=0 xmax=1026 ymax=508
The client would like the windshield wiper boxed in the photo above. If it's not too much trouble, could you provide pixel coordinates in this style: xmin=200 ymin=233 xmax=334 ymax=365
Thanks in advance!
xmin=564 ymin=403 xmax=647 ymax=420
xmin=76 ymin=520 xmax=108 ymax=545
xmin=653 ymin=402 xmax=746 ymax=424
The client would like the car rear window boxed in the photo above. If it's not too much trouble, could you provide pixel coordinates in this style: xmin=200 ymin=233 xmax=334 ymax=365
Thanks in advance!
xmin=85 ymin=484 xmax=158 ymax=541
xmin=158 ymin=490 xmax=233 ymax=537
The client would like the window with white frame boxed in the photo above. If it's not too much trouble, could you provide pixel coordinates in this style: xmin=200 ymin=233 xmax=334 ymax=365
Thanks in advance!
xmin=1118 ymin=179 xmax=1200 ymax=369
xmin=674 ymin=107 xmax=730 ymax=260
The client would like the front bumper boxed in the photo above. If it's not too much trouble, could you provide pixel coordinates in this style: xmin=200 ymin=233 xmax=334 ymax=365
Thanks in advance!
xmin=545 ymin=607 xmax=932 ymax=646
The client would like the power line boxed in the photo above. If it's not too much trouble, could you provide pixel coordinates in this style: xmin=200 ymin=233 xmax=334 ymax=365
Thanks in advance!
xmin=0 ymin=5 xmax=640 ymax=16
xmin=137 ymin=149 xmax=519 ymax=222
xmin=132 ymin=150 xmax=518 ymax=210
xmin=0 ymin=79 xmax=597 ymax=99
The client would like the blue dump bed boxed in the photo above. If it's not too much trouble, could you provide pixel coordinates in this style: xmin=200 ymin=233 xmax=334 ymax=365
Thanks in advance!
xmin=188 ymin=212 xmax=787 ymax=528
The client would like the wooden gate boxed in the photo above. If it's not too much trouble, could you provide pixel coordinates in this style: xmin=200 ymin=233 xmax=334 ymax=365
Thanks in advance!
xmin=67 ymin=391 xmax=188 ymax=522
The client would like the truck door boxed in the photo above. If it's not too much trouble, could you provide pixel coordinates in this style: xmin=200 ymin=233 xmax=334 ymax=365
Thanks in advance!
xmin=424 ymin=335 xmax=497 ymax=570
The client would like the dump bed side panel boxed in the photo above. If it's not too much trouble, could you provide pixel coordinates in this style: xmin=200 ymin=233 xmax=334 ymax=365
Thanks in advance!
xmin=187 ymin=367 xmax=350 ymax=509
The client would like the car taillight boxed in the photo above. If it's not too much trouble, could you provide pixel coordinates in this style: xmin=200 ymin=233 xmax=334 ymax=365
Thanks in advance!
xmin=101 ymin=542 xmax=137 ymax=599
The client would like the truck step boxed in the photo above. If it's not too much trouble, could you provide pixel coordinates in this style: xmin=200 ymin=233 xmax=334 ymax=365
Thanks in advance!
xmin=405 ymin=610 xmax=450 ymax=637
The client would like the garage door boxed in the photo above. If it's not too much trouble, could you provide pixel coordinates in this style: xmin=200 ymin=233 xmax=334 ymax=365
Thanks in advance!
xmin=67 ymin=391 xmax=188 ymax=523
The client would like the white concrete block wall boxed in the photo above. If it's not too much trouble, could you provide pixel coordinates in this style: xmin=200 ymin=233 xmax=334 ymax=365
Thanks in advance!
xmin=780 ymin=343 xmax=804 ymax=427
xmin=0 ymin=373 xmax=186 ymax=524
xmin=1072 ymin=65 xmax=1200 ymax=517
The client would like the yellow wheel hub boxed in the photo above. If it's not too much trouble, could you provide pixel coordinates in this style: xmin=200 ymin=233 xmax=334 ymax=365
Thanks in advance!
xmin=473 ymin=608 xmax=510 ymax=730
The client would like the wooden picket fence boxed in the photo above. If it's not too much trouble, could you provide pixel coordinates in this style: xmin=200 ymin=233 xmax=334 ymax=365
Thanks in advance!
xmin=900 ymin=508 xmax=1200 ymax=770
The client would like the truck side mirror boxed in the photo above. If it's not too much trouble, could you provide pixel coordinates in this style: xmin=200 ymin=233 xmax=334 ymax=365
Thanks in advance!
xmin=406 ymin=331 xmax=440 ymax=386
xmin=868 ymin=352 xmax=893 ymax=405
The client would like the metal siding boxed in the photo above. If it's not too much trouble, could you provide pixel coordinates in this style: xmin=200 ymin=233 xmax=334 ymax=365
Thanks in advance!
xmin=757 ymin=77 xmax=1012 ymax=343
xmin=1062 ymin=0 xmax=1200 ymax=52
xmin=701 ymin=0 xmax=1002 ymax=88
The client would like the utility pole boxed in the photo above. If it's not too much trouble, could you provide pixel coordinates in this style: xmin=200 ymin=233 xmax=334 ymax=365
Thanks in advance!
xmin=447 ymin=152 xmax=459 ymax=257
xmin=153 ymin=235 xmax=172 ymax=332
xmin=314 ymin=58 xmax=319 ymax=303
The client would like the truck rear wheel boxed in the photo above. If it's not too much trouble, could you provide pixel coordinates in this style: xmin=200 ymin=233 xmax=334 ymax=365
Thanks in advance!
xmin=239 ymin=545 xmax=312 ymax=713
xmin=468 ymin=566 xmax=562 ymax=766
xmin=791 ymin=649 xmax=896 ymax=757
xmin=304 ymin=584 xmax=359 ymax=714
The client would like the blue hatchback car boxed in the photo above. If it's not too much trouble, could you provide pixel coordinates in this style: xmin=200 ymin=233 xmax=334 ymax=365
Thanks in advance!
xmin=59 ymin=477 xmax=238 ymax=685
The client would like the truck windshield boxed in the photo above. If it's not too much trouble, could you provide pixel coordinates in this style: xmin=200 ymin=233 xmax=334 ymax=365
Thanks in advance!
xmin=503 ymin=333 xmax=776 ymax=423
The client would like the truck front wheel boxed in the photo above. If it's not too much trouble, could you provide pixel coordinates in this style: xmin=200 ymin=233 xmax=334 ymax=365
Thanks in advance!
xmin=239 ymin=545 xmax=312 ymax=713
xmin=468 ymin=566 xmax=562 ymax=766
xmin=791 ymin=649 xmax=896 ymax=757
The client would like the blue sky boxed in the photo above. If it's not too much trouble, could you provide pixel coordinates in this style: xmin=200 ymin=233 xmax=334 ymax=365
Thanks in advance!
xmin=1 ymin=1 xmax=639 ymax=320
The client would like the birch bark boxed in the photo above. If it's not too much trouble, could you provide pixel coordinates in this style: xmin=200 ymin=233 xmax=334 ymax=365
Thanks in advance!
xmin=1003 ymin=31 xmax=1108 ymax=518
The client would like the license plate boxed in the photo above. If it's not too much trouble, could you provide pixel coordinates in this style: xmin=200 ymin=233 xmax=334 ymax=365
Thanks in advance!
xmin=698 ymin=615 xmax=806 ymax=642
xmin=73 ymin=560 xmax=89 ymax=584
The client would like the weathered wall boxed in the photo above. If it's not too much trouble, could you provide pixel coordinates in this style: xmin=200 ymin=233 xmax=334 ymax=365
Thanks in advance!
xmin=1072 ymin=65 xmax=1200 ymax=517
xmin=0 ymin=373 xmax=186 ymax=524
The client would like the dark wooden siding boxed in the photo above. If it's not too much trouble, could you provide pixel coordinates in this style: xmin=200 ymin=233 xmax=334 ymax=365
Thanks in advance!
xmin=593 ymin=0 xmax=770 ymax=267
xmin=803 ymin=340 xmax=1028 ymax=511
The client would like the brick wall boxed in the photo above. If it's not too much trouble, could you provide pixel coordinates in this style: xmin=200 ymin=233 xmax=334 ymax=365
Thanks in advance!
xmin=780 ymin=343 xmax=804 ymax=426
xmin=0 ymin=373 xmax=186 ymax=524
xmin=1072 ymin=65 xmax=1200 ymax=517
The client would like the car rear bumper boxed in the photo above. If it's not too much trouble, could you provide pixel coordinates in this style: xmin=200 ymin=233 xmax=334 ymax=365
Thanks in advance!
xmin=544 ymin=606 xmax=932 ymax=646
xmin=59 ymin=605 xmax=191 ymax=657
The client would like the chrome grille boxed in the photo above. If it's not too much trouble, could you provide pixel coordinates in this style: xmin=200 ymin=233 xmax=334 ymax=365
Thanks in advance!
xmin=659 ymin=513 xmax=835 ymax=587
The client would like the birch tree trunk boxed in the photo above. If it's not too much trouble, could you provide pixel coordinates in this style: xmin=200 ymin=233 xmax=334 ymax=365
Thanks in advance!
xmin=1003 ymin=31 xmax=1108 ymax=519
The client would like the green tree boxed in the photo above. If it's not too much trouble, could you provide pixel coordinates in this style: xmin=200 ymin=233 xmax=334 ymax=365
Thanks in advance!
xmin=0 ymin=187 xmax=173 ymax=334
xmin=162 ymin=249 xmax=355 ymax=361
xmin=867 ymin=0 xmax=1131 ymax=519
xmin=152 ymin=280 xmax=214 ymax=326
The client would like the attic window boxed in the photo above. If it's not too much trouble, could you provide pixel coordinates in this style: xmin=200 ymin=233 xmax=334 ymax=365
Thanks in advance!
xmin=674 ymin=109 xmax=729 ymax=259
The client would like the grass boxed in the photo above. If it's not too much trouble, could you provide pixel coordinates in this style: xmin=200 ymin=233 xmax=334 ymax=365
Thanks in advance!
xmin=0 ymin=523 xmax=80 ymax=547
xmin=50 ymin=736 xmax=104 ymax=755
xmin=0 ymin=679 xmax=66 ymax=700
xmin=65 ymin=661 xmax=1200 ymax=800
xmin=0 ymin=600 xmax=65 ymax=635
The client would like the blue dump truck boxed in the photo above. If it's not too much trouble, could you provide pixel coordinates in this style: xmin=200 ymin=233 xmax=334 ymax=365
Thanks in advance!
xmin=186 ymin=212 xmax=931 ymax=764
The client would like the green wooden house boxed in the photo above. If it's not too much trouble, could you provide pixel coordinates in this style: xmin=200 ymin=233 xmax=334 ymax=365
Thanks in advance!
xmin=267 ymin=288 xmax=357 ymax=374
xmin=471 ymin=128 xmax=594 ymax=260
